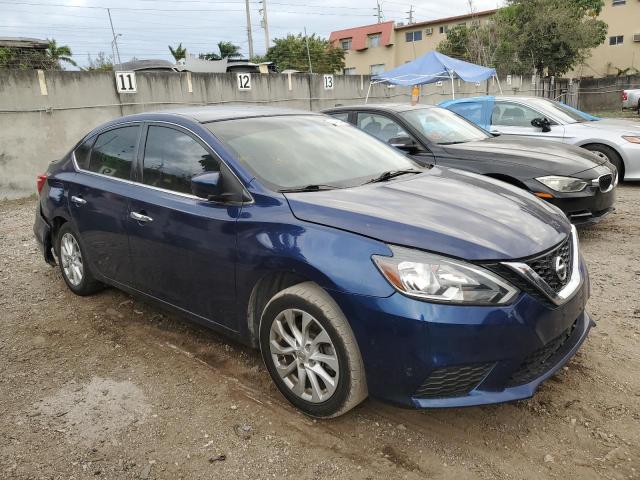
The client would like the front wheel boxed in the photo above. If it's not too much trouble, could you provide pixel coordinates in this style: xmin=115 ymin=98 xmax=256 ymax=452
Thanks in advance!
xmin=584 ymin=144 xmax=623 ymax=180
xmin=55 ymin=223 xmax=103 ymax=296
xmin=259 ymin=282 xmax=367 ymax=418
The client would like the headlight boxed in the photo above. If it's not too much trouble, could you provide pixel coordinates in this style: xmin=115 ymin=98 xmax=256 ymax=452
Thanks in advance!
xmin=622 ymin=135 xmax=640 ymax=144
xmin=372 ymin=246 xmax=519 ymax=305
xmin=536 ymin=175 xmax=588 ymax=193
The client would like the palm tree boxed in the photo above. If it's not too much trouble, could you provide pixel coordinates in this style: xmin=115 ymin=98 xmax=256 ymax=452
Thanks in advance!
xmin=168 ymin=43 xmax=187 ymax=62
xmin=199 ymin=41 xmax=243 ymax=61
xmin=46 ymin=39 xmax=77 ymax=69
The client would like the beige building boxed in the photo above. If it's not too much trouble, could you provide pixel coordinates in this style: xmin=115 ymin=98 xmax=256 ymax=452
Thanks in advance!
xmin=330 ymin=1 xmax=640 ymax=79
xmin=572 ymin=0 xmax=640 ymax=77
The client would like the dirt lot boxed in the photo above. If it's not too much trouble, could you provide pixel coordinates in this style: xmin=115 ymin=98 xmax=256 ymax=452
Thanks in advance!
xmin=1 ymin=189 xmax=639 ymax=480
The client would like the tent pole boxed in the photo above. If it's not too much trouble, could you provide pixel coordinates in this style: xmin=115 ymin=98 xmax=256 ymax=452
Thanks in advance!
xmin=495 ymin=74 xmax=503 ymax=94
xmin=450 ymin=71 xmax=455 ymax=99
xmin=365 ymin=81 xmax=373 ymax=104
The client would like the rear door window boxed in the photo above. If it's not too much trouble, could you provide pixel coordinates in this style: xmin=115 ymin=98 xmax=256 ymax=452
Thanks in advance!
xmin=447 ymin=102 xmax=484 ymax=125
xmin=328 ymin=112 xmax=350 ymax=123
xmin=87 ymin=126 xmax=140 ymax=180
xmin=142 ymin=126 xmax=219 ymax=195
xmin=356 ymin=112 xmax=410 ymax=143
xmin=74 ymin=136 xmax=95 ymax=170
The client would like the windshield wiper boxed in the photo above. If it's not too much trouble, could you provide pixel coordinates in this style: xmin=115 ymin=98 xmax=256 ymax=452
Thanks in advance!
xmin=363 ymin=169 xmax=422 ymax=185
xmin=279 ymin=184 xmax=340 ymax=193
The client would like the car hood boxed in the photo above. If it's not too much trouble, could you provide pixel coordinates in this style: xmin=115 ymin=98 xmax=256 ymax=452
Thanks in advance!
xmin=441 ymin=136 xmax=605 ymax=176
xmin=585 ymin=118 xmax=640 ymax=132
xmin=284 ymin=167 xmax=570 ymax=261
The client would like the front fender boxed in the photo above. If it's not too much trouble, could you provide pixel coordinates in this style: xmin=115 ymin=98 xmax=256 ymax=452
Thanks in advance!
xmin=235 ymin=194 xmax=396 ymax=308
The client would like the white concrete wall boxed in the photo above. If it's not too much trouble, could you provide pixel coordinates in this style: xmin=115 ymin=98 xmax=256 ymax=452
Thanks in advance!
xmin=0 ymin=70 xmax=528 ymax=199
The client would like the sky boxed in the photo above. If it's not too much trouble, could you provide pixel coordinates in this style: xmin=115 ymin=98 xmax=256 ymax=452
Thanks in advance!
xmin=1 ymin=0 xmax=504 ymax=67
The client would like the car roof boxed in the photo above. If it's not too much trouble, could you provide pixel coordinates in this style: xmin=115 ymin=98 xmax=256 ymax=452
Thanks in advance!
xmin=116 ymin=105 xmax=321 ymax=124
xmin=322 ymin=103 xmax=438 ymax=113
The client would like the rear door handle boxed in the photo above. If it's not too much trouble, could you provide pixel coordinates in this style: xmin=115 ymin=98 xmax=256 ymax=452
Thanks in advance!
xmin=70 ymin=195 xmax=87 ymax=205
xmin=130 ymin=211 xmax=153 ymax=223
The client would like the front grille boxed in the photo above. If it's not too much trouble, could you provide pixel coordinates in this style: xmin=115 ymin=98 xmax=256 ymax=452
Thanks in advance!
xmin=598 ymin=174 xmax=613 ymax=192
xmin=527 ymin=238 xmax=571 ymax=292
xmin=507 ymin=320 xmax=578 ymax=386
xmin=415 ymin=363 xmax=494 ymax=399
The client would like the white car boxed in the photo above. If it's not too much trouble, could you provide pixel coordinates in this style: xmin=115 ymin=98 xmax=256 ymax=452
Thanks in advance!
xmin=442 ymin=96 xmax=640 ymax=180
xmin=622 ymin=89 xmax=640 ymax=112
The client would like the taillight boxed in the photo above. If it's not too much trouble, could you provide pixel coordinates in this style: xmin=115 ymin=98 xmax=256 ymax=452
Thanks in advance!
xmin=36 ymin=174 xmax=47 ymax=194
xmin=622 ymin=91 xmax=628 ymax=101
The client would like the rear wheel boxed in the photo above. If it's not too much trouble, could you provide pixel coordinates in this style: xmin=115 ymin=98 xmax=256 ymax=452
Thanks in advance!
xmin=55 ymin=223 xmax=102 ymax=296
xmin=584 ymin=144 xmax=624 ymax=180
xmin=259 ymin=282 xmax=367 ymax=418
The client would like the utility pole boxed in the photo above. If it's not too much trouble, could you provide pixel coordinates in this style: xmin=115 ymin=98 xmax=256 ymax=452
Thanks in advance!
xmin=106 ymin=8 xmax=121 ymax=65
xmin=304 ymin=27 xmax=313 ymax=73
xmin=260 ymin=0 xmax=270 ymax=53
xmin=244 ymin=0 xmax=254 ymax=59
xmin=374 ymin=1 xmax=383 ymax=23
xmin=406 ymin=5 xmax=415 ymax=24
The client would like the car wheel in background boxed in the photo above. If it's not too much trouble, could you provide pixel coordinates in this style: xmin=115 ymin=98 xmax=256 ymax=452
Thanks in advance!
xmin=55 ymin=223 xmax=103 ymax=296
xmin=259 ymin=281 xmax=367 ymax=418
xmin=584 ymin=144 xmax=624 ymax=180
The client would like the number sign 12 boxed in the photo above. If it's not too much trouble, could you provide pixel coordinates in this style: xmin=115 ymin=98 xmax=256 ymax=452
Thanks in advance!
xmin=237 ymin=73 xmax=252 ymax=90
xmin=115 ymin=71 xmax=137 ymax=93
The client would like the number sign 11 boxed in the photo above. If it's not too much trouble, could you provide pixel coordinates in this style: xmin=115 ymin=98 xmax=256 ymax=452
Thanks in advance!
xmin=115 ymin=71 xmax=137 ymax=93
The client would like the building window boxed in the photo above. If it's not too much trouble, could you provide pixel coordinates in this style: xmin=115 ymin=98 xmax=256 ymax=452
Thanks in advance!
xmin=340 ymin=38 xmax=352 ymax=50
xmin=343 ymin=67 xmax=356 ymax=75
xmin=368 ymin=33 xmax=381 ymax=48
xmin=612 ymin=0 xmax=626 ymax=5
xmin=609 ymin=35 xmax=624 ymax=45
xmin=439 ymin=25 xmax=449 ymax=34
xmin=370 ymin=64 xmax=385 ymax=75
xmin=405 ymin=31 xmax=423 ymax=42
xmin=457 ymin=22 xmax=466 ymax=27
xmin=425 ymin=27 xmax=433 ymax=35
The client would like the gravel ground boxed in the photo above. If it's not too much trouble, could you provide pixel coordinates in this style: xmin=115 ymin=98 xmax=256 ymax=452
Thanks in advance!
xmin=1 ymin=189 xmax=639 ymax=480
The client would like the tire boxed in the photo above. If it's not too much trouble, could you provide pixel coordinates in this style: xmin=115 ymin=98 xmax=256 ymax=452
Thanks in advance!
xmin=583 ymin=144 xmax=624 ymax=180
xmin=259 ymin=282 xmax=367 ymax=418
xmin=55 ymin=223 xmax=103 ymax=296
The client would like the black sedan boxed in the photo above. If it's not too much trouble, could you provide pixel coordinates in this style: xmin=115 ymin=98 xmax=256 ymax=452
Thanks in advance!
xmin=323 ymin=104 xmax=617 ymax=225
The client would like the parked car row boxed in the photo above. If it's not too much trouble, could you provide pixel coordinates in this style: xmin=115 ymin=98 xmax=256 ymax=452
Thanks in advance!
xmin=323 ymin=103 xmax=617 ymax=225
xmin=34 ymin=102 xmax=618 ymax=417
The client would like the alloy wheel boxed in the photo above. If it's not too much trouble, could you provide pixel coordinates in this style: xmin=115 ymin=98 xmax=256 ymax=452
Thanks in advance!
xmin=591 ymin=150 xmax=610 ymax=162
xmin=60 ymin=233 xmax=83 ymax=286
xmin=269 ymin=308 xmax=340 ymax=403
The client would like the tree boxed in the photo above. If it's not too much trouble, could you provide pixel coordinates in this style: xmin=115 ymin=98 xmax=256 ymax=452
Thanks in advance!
xmin=265 ymin=33 xmax=344 ymax=73
xmin=85 ymin=52 xmax=114 ymax=71
xmin=46 ymin=39 xmax=77 ymax=69
xmin=437 ymin=0 xmax=607 ymax=77
xmin=199 ymin=41 xmax=243 ymax=61
xmin=168 ymin=43 xmax=186 ymax=62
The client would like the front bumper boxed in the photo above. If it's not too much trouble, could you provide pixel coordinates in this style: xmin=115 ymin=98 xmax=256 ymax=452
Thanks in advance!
xmin=330 ymin=258 xmax=591 ymax=408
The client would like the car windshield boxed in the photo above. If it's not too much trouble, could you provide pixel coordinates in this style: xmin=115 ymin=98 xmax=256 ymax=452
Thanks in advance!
xmin=525 ymin=98 xmax=587 ymax=124
xmin=206 ymin=115 xmax=422 ymax=191
xmin=399 ymin=107 xmax=490 ymax=145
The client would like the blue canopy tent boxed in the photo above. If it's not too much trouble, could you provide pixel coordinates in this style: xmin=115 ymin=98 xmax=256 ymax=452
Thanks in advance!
xmin=367 ymin=51 xmax=501 ymax=103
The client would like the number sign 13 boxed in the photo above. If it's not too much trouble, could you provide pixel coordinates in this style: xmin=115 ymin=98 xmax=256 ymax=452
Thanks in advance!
xmin=115 ymin=71 xmax=137 ymax=93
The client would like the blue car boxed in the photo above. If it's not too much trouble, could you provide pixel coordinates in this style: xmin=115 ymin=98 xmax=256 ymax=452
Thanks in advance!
xmin=33 ymin=107 xmax=593 ymax=417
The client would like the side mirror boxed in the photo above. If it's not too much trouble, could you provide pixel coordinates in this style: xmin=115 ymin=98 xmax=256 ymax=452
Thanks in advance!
xmin=191 ymin=172 xmax=222 ymax=200
xmin=388 ymin=136 xmax=421 ymax=153
xmin=531 ymin=117 xmax=552 ymax=133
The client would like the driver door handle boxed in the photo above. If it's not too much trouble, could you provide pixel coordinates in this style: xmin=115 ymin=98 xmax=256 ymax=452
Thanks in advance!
xmin=70 ymin=195 xmax=87 ymax=205
xmin=130 ymin=211 xmax=153 ymax=223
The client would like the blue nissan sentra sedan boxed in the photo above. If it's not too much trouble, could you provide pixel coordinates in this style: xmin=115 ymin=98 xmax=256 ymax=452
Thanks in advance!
xmin=34 ymin=106 xmax=593 ymax=417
